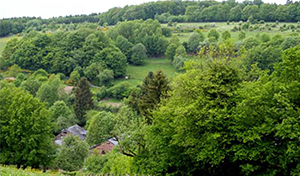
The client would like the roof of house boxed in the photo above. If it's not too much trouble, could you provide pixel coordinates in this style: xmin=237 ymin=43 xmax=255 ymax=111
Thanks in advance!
xmin=61 ymin=124 xmax=87 ymax=140
xmin=90 ymin=137 xmax=118 ymax=150
xmin=54 ymin=124 xmax=87 ymax=145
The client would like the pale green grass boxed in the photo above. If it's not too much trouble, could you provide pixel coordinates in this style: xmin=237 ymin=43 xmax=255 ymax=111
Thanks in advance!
xmin=0 ymin=165 xmax=62 ymax=176
xmin=0 ymin=35 xmax=21 ymax=56
xmin=164 ymin=22 xmax=298 ymax=42
xmin=113 ymin=57 xmax=177 ymax=87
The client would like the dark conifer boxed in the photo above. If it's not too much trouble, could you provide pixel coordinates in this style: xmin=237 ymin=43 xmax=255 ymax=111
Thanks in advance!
xmin=74 ymin=77 xmax=93 ymax=126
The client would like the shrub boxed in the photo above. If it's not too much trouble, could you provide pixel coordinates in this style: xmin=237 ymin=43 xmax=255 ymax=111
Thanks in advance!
xmin=107 ymin=82 xmax=133 ymax=100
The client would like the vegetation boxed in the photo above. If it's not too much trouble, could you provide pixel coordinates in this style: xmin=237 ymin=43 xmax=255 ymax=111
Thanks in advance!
xmin=1 ymin=0 xmax=300 ymax=175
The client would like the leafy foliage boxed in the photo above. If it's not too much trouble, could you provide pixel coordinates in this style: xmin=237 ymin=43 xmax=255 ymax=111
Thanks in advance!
xmin=55 ymin=135 xmax=89 ymax=171
xmin=0 ymin=86 xmax=55 ymax=169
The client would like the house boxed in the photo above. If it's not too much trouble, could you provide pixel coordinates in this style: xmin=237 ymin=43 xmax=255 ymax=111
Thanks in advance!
xmin=55 ymin=124 xmax=87 ymax=145
xmin=89 ymin=138 xmax=118 ymax=154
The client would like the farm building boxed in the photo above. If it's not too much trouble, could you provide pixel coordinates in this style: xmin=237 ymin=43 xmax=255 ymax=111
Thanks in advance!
xmin=55 ymin=124 xmax=87 ymax=145
xmin=90 ymin=138 xmax=118 ymax=154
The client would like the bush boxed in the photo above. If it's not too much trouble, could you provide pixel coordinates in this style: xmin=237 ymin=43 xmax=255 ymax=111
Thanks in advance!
xmin=162 ymin=27 xmax=172 ymax=37
xmin=107 ymin=82 xmax=133 ymax=100
xmin=85 ymin=151 xmax=108 ymax=174
xmin=55 ymin=135 xmax=89 ymax=171
xmin=95 ymin=86 xmax=107 ymax=100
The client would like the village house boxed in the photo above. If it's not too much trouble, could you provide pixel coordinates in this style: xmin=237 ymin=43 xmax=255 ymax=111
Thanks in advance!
xmin=89 ymin=138 xmax=118 ymax=154
xmin=55 ymin=125 xmax=118 ymax=154
xmin=54 ymin=124 xmax=87 ymax=145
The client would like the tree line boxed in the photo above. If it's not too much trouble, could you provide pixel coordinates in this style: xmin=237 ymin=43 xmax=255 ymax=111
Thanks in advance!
xmin=1 ymin=0 xmax=300 ymax=37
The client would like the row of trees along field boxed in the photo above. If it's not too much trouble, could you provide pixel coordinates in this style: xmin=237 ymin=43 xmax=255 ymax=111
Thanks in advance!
xmin=1 ymin=0 xmax=300 ymax=37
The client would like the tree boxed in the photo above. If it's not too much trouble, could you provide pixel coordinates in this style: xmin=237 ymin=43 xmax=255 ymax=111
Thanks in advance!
xmin=188 ymin=32 xmax=201 ymax=54
xmin=194 ymin=29 xmax=206 ymax=42
xmin=85 ymin=151 xmax=108 ymax=174
xmin=97 ymin=69 xmax=114 ymax=86
xmin=131 ymin=43 xmax=147 ymax=65
xmin=165 ymin=43 xmax=178 ymax=61
xmin=74 ymin=77 xmax=93 ymax=126
xmin=55 ymin=135 xmax=89 ymax=171
xmin=86 ymin=111 xmax=114 ymax=145
xmin=137 ymin=71 xmax=170 ymax=124
xmin=260 ymin=33 xmax=271 ymax=43
xmin=49 ymin=101 xmax=72 ymax=121
xmin=36 ymin=75 xmax=61 ymax=107
xmin=137 ymin=57 xmax=242 ymax=175
xmin=229 ymin=5 xmax=242 ymax=21
xmin=244 ymin=45 xmax=282 ymax=72
xmin=238 ymin=31 xmax=246 ymax=40
xmin=243 ymin=37 xmax=261 ymax=50
xmin=222 ymin=31 xmax=231 ymax=41
xmin=112 ymin=106 xmax=145 ymax=157
xmin=207 ymin=29 xmax=220 ymax=41
xmin=94 ymin=46 xmax=127 ymax=77
xmin=0 ymin=86 xmax=55 ymax=169
xmin=175 ymin=45 xmax=187 ymax=57
xmin=69 ymin=70 xmax=80 ymax=85
xmin=116 ymin=35 xmax=134 ymax=60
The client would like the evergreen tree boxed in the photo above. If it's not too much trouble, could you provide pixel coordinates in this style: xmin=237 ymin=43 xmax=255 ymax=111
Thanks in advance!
xmin=74 ymin=77 xmax=93 ymax=126
xmin=137 ymin=70 xmax=170 ymax=124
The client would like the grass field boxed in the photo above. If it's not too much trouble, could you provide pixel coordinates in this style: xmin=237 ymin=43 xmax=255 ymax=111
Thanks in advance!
xmin=113 ymin=57 xmax=177 ymax=87
xmin=0 ymin=165 xmax=62 ymax=176
xmin=0 ymin=35 xmax=21 ymax=56
xmin=163 ymin=22 xmax=298 ymax=42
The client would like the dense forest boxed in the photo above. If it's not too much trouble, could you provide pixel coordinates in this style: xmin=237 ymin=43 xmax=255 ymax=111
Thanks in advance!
xmin=1 ymin=0 xmax=300 ymax=37
xmin=1 ymin=0 xmax=300 ymax=176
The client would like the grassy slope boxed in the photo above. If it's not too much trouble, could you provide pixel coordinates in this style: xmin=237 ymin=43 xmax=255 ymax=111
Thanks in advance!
xmin=113 ymin=57 xmax=177 ymax=87
xmin=163 ymin=22 xmax=297 ymax=42
xmin=0 ymin=165 xmax=62 ymax=176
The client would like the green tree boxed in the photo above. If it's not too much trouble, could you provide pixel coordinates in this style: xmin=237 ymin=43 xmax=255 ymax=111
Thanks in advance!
xmin=194 ymin=29 xmax=206 ymax=42
xmin=137 ymin=70 xmax=170 ymax=124
xmin=74 ymin=77 xmax=93 ymax=126
xmin=165 ymin=43 xmax=178 ymax=61
xmin=0 ymin=86 xmax=55 ymax=169
xmin=55 ymin=135 xmax=89 ymax=171
xmin=69 ymin=70 xmax=80 ymax=85
xmin=86 ymin=111 xmax=114 ymax=145
xmin=188 ymin=32 xmax=201 ymax=53
xmin=260 ymin=33 xmax=271 ymax=43
xmin=244 ymin=45 xmax=282 ymax=72
xmin=85 ymin=151 xmax=108 ymax=174
xmin=207 ymin=29 xmax=220 ymax=41
xmin=131 ymin=43 xmax=147 ymax=65
xmin=97 ymin=69 xmax=114 ymax=86
xmin=222 ymin=30 xmax=231 ymax=41
xmin=238 ymin=31 xmax=246 ymax=40
xmin=36 ymin=75 xmax=61 ymax=107
xmin=175 ymin=45 xmax=187 ymax=57
xmin=243 ymin=37 xmax=261 ymax=50
xmin=229 ymin=5 xmax=242 ymax=21
xmin=49 ymin=101 xmax=71 ymax=121
xmin=116 ymin=35 xmax=134 ymax=60
xmin=139 ymin=57 xmax=242 ymax=175
xmin=94 ymin=46 xmax=127 ymax=77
